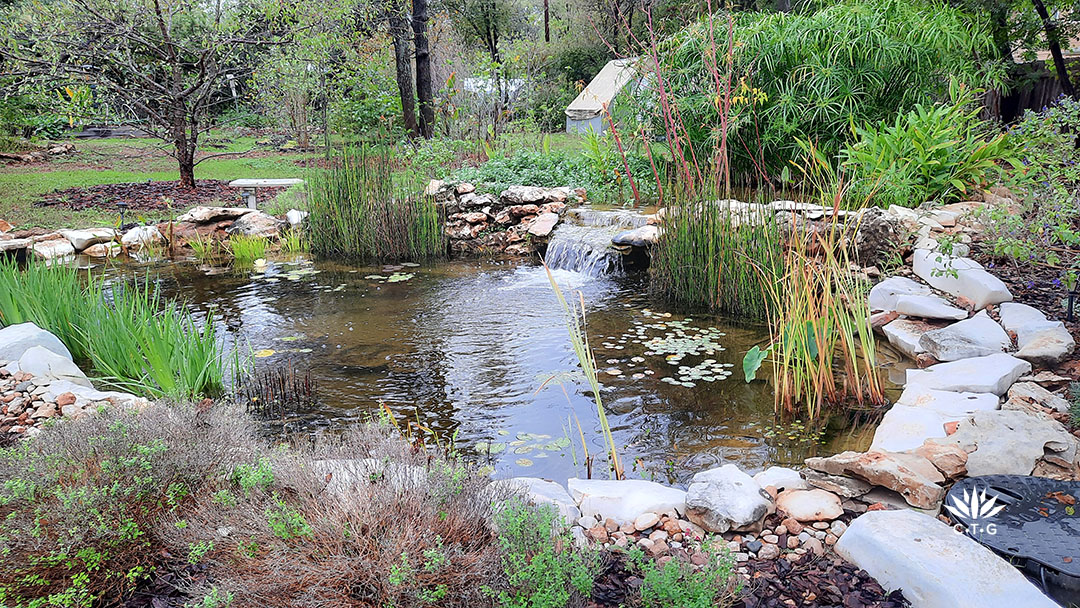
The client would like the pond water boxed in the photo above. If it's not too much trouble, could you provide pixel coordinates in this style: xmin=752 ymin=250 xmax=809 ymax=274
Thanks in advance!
xmin=90 ymin=205 xmax=895 ymax=485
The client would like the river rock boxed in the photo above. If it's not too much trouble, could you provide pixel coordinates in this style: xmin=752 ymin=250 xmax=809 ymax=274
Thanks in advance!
xmin=1015 ymin=321 xmax=1075 ymax=366
xmin=867 ymin=277 xmax=932 ymax=311
xmin=0 ymin=322 xmax=72 ymax=361
xmin=804 ymin=450 xmax=945 ymax=509
xmin=122 ymin=225 xmax=165 ymax=247
xmin=3 ymin=346 xmax=91 ymax=387
xmin=882 ymin=318 xmax=943 ymax=359
xmin=226 ymin=211 xmax=283 ymax=238
xmin=753 ymin=466 xmax=808 ymax=492
xmin=906 ymin=353 xmax=1030 ymax=395
xmin=929 ymin=409 xmax=1079 ymax=476
xmin=566 ymin=478 xmax=686 ymax=526
xmin=684 ymin=464 xmax=772 ymax=533
xmin=800 ymin=469 xmax=872 ymax=498
xmin=59 ymin=228 xmax=116 ymax=251
xmin=32 ymin=238 xmax=75 ymax=261
xmin=917 ymin=311 xmax=1009 ymax=362
xmin=835 ymin=509 xmax=1059 ymax=608
xmin=526 ymin=212 xmax=559 ymax=238
xmin=893 ymin=294 xmax=968 ymax=321
xmin=912 ymin=249 xmax=1012 ymax=310
xmin=775 ymin=489 xmax=842 ymax=522
xmin=501 ymin=185 xmax=546 ymax=205
xmin=612 ymin=225 xmax=661 ymax=248
xmin=502 ymin=477 xmax=580 ymax=530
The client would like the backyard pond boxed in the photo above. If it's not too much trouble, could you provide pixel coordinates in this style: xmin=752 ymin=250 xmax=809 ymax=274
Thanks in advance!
xmin=94 ymin=253 xmax=887 ymax=485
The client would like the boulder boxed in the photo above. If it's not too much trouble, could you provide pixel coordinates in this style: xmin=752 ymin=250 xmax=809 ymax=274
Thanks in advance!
xmin=775 ymin=489 xmax=843 ymax=522
xmin=854 ymin=207 xmax=900 ymax=266
xmin=882 ymin=318 xmax=944 ymax=359
xmin=1015 ymin=321 xmax=1075 ymax=366
xmin=526 ymin=212 xmax=560 ymax=238
xmin=41 ymin=379 xmax=149 ymax=411
xmin=0 ymin=323 xmax=72 ymax=361
xmin=82 ymin=243 xmax=121 ymax=258
xmin=804 ymin=450 xmax=945 ymax=509
xmin=566 ymin=478 xmax=686 ymax=526
xmin=612 ymin=225 xmax=661 ymax=248
xmin=893 ymin=294 xmax=968 ymax=321
xmin=226 ymin=211 xmax=284 ymax=238
xmin=836 ymin=509 xmax=1059 ymax=608
xmin=800 ymin=469 xmax=872 ymax=498
xmin=122 ymin=225 xmax=165 ymax=248
xmin=501 ymin=186 xmax=546 ymax=205
xmin=684 ymin=464 xmax=772 ymax=533
xmin=906 ymin=353 xmax=1030 ymax=396
xmin=32 ymin=238 xmax=75 ymax=261
xmin=285 ymin=209 xmax=309 ymax=226
xmin=3 ymin=346 xmax=91 ymax=387
xmin=912 ymin=249 xmax=1012 ymax=310
xmin=929 ymin=409 xmax=1079 ymax=476
xmin=867 ymin=277 xmax=932 ymax=311
xmin=59 ymin=228 xmax=116 ymax=251
xmin=177 ymin=206 xmax=255 ymax=224
xmin=753 ymin=466 xmax=808 ymax=492
xmin=502 ymin=477 xmax=580 ymax=530
xmin=917 ymin=311 xmax=1009 ymax=362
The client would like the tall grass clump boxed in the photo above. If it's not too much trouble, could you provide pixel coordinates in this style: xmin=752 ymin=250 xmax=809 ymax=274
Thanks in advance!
xmin=228 ymin=234 xmax=269 ymax=264
xmin=306 ymin=146 xmax=445 ymax=262
xmin=0 ymin=261 xmax=227 ymax=400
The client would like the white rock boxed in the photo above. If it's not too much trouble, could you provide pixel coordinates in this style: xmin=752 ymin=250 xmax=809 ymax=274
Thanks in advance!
xmin=285 ymin=209 xmax=309 ymax=226
xmin=997 ymin=302 xmax=1047 ymax=333
xmin=896 ymin=386 xmax=1000 ymax=416
xmin=59 ymin=228 xmax=116 ymax=251
xmin=906 ymin=353 xmax=1030 ymax=395
xmin=917 ymin=311 xmax=1010 ymax=361
xmin=502 ymin=477 xmax=581 ymax=530
xmin=41 ymin=379 xmax=149 ymax=410
xmin=32 ymin=239 xmax=75 ymax=261
xmin=835 ymin=509 xmax=1058 ymax=608
xmin=0 ymin=238 xmax=31 ymax=253
xmin=894 ymin=294 xmax=968 ymax=321
xmin=931 ymin=409 xmax=1079 ymax=476
xmin=3 ymin=346 xmax=91 ymax=387
xmin=177 ymin=206 xmax=255 ymax=224
xmin=775 ymin=489 xmax=842 ymax=522
xmin=753 ymin=466 xmax=808 ymax=492
xmin=0 ymin=322 xmax=72 ymax=361
xmin=882 ymin=318 xmax=936 ymax=358
xmin=912 ymin=249 xmax=1012 ymax=310
xmin=424 ymin=179 xmax=444 ymax=197
xmin=122 ymin=226 xmax=165 ymax=247
xmin=1007 ymin=381 xmax=1070 ymax=412
xmin=226 ymin=211 xmax=283 ymax=238
xmin=684 ymin=464 xmax=772 ymax=533
xmin=868 ymin=277 xmax=932 ymax=311
xmin=870 ymin=405 xmax=968 ymax=452
xmin=1015 ymin=321 xmax=1075 ymax=365
xmin=566 ymin=478 xmax=686 ymax=526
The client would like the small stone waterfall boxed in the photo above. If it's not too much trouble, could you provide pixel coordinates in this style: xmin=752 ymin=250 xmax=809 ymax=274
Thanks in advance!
xmin=542 ymin=208 xmax=650 ymax=276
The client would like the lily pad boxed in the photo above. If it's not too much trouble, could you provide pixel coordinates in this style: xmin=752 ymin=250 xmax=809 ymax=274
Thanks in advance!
xmin=515 ymin=458 xmax=533 ymax=467
xmin=253 ymin=349 xmax=276 ymax=358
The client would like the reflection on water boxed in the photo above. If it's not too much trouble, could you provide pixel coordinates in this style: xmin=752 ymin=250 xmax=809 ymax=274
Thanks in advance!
xmin=97 ymin=255 xmax=877 ymax=485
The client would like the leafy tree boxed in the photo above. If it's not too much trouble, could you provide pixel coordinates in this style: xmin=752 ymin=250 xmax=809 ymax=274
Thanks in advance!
xmin=2 ymin=0 xmax=290 ymax=188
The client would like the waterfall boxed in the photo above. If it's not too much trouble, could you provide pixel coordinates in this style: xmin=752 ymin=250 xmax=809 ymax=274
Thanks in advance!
xmin=543 ymin=208 xmax=650 ymax=276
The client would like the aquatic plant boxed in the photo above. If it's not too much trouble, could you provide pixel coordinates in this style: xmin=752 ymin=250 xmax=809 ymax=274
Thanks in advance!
xmin=227 ymin=234 xmax=269 ymax=265
xmin=279 ymin=227 xmax=307 ymax=255
xmin=545 ymin=263 xmax=623 ymax=480
xmin=0 ymin=260 xmax=228 ymax=400
xmin=305 ymin=146 xmax=445 ymax=263
xmin=188 ymin=232 xmax=220 ymax=263
xmin=238 ymin=363 xmax=317 ymax=423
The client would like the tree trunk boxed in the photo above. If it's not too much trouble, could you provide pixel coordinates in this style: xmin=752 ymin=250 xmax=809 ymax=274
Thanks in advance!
xmin=389 ymin=10 xmax=419 ymax=138
xmin=176 ymin=139 xmax=196 ymax=189
xmin=412 ymin=0 xmax=434 ymax=138
xmin=543 ymin=0 xmax=550 ymax=43
xmin=1032 ymin=0 xmax=1077 ymax=99
xmin=776 ymin=0 xmax=791 ymax=12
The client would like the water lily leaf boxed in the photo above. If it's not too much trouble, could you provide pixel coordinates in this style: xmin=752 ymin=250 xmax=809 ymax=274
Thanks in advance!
xmin=253 ymin=349 xmax=275 ymax=358
xmin=515 ymin=458 xmax=533 ymax=467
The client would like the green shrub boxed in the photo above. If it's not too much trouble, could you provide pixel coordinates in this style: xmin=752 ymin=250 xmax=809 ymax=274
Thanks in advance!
xmin=841 ymin=84 xmax=1020 ymax=208
xmin=629 ymin=543 xmax=739 ymax=608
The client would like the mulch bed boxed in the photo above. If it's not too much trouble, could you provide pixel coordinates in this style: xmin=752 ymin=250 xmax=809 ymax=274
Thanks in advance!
xmin=34 ymin=180 xmax=286 ymax=212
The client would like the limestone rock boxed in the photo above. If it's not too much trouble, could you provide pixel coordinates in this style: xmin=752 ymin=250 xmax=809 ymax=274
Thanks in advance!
xmin=566 ymin=478 xmax=686 ymax=526
xmin=177 ymin=206 xmax=255 ymax=224
xmin=59 ymin=228 xmax=116 ymax=251
xmin=501 ymin=186 xmax=546 ymax=205
xmin=612 ymin=225 xmax=661 ymax=248
xmin=226 ymin=211 xmax=284 ymax=238
xmin=910 ymin=442 xmax=968 ymax=479
xmin=82 ymin=243 xmax=121 ymax=258
xmin=1015 ymin=321 xmax=1075 ymax=366
xmin=835 ymin=509 xmax=1059 ymax=608
xmin=502 ymin=477 xmax=580 ymax=530
xmin=929 ymin=409 xmax=1079 ymax=476
xmin=882 ymin=318 xmax=944 ymax=359
xmin=997 ymin=302 xmax=1047 ymax=333
xmin=893 ymin=294 xmax=968 ymax=321
xmin=870 ymin=405 xmax=970 ymax=453
xmin=800 ymin=469 xmax=872 ymax=498
xmin=917 ymin=311 xmax=1009 ymax=362
xmin=3 ymin=346 xmax=91 ymax=387
xmin=895 ymin=386 xmax=1000 ymax=416
xmin=122 ymin=225 xmax=165 ymax=248
xmin=0 ymin=238 xmax=31 ymax=253
xmin=912 ymin=249 xmax=1012 ymax=310
xmin=868 ymin=277 xmax=932 ymax=311
xmin=1008 ymin=381 xmax=1070 ymax=412
xmin=526 ymin=212 xmax=559 ymax=238
xmin=684 ymin=464 xmax=772 ymax=533
xmin=775 ymin=489 xmax=843 ymax=522
xmin=753 ymin=466 xmax=808 ymax=492
xmin=41 ymin=379 xmax=149 ymax=411
xmin=32 ymin=238 xmax=75 ymax=261
xmin=313 ymin=459 xmax=427 ymax=496
xmin=906 ymin=353 xmax=1030 ymax=396
xmin=0 ymin=322 xmax=72 ymax=361
xmin=804 ymin=450 xmax=945 ymax=509
xmin=285 ymin=209 xmax=309 ymax=226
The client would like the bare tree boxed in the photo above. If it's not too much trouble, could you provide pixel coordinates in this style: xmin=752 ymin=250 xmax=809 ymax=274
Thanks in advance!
xmin=2 ymin=0 xmax=287 ymax=189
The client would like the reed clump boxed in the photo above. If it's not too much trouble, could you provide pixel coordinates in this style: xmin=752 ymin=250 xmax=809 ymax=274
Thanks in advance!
xmin=228 ymin=234 xmax=269 ymax=265
xmin=306 ymin=146 xmax=445 ymax=263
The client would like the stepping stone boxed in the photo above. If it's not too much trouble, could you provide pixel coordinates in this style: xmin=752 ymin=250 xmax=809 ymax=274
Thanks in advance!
xmin=684 ymin=464 xmax=772 ymax=533
xmin=906 ymin=353 xmax=1030 ymax=395
xmin=835 ymin=509 xmax=1059 ymax=608
xmin=896 ymin=386 xmax=1000 ymax=416
xmin=917 ymin=311 xmax=1010 ymax=361
xmin=929 ymin=409 xmax=1079 ymax=476
xmin=567 ymin=478 xmax=686 ymax=526
xmin=1007 ymin=381 xmax=1070 ymax=412
xmin=893 ymin=294 xmax=968 ymax=321
xmin=870 ymin=405 xmax=971 ymax=453
xmin=868 ymin=277 xmax=932 ymax=311
xmin=912 ymin=249 xmax=1012 ymax=310
xmin=882 ymin=318 xmax=944 ymax=359
xmin=998 ymin=302 xmax=1048 ymax=333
